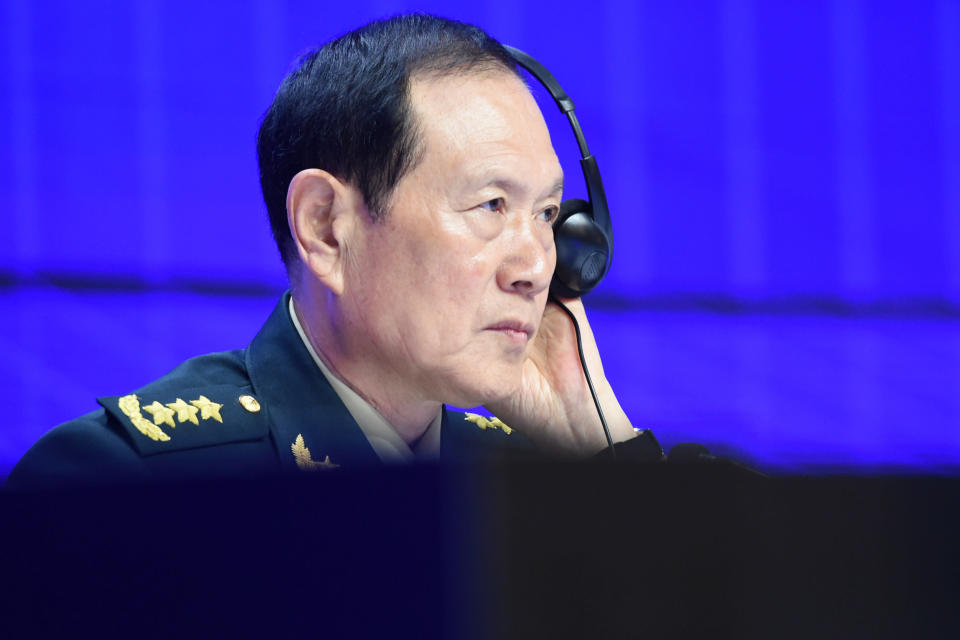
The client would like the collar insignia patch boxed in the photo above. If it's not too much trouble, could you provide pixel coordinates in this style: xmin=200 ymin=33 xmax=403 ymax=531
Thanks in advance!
xmin=464 ymin=412 xmax=514 ymax=435
xmin=291 ymin=434 xmax=339 ymax=471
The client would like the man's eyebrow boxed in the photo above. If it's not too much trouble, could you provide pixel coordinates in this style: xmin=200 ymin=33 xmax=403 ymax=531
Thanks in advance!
xmin=545 ymin=177 xmax=564 ymax=198
xmin=479 ymin=176 xmax=564 ymax=199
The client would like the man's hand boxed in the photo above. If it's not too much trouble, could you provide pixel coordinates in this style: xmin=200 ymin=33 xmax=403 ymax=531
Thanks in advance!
xmin=484 ymin=297 xmax=637 ymax=455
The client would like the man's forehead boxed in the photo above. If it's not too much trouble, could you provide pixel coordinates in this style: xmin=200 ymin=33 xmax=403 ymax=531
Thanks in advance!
xmin=408 ymin=70 xmax=561 ymax=188
xmin=410 ymin=66 xmax=527 ymax=99
xmin=409 ymin=70 xmax=542 ymax=137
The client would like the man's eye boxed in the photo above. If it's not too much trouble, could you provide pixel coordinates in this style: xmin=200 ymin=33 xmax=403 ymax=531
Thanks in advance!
xmin=540 ymin=205 xmax=560 ymax=224
xmin=478 ymin=197 xmax=505 ymax=213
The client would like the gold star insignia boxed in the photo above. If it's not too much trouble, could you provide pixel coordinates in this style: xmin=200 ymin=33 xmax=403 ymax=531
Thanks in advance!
xmin=291 ymin=434 xmax=339 ymax=471
xmin=166 ymin=398 xmax=199 ymax=425
xmin=142 ymin=400 xmax=176 ymax=428
xmin=190 ymin=395 xmax=223 ymax=423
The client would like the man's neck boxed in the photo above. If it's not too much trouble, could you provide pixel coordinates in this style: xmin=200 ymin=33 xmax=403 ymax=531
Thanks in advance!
xmin=291 ymin=294 xmax=439 ymax=446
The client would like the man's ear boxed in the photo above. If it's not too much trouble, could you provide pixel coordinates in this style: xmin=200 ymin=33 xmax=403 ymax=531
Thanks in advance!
xmin=286 ymin=169 xmax=356 ymax=296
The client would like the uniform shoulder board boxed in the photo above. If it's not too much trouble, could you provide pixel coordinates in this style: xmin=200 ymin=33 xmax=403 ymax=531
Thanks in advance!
xmin=98 ymin=385 xmax=269 ymax=456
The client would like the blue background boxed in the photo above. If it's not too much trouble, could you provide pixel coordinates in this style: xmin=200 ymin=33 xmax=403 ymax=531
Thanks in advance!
xmin=2 ymin=0 xmax=958 ymax=475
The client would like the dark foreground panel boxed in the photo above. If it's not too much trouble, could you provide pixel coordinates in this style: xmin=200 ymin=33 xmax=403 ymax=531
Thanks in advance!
xmin=2 ymin=464 xmax=958 ymax=639
xmin=482 ymin=463 xmax=960 ymax=639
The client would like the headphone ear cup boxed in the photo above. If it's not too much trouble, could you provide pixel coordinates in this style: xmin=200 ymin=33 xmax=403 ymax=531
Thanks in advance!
xmin=551 ymin=198 xmax=611 ymax=298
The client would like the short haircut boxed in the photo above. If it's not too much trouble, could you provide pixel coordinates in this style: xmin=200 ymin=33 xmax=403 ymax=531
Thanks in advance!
xmin=256 ymin=14 xmax=521 ymax=272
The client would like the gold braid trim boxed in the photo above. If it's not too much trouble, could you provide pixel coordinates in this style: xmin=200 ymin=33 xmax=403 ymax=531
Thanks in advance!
xmin=118 ymin=394 xmax=171 ymax=442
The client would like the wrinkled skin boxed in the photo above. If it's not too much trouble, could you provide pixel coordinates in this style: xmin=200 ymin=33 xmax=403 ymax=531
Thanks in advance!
xmin=289 ymin=70 xmax=635 ymax=453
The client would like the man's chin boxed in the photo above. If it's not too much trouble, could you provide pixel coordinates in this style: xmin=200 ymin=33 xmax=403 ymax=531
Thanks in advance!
xmin=441 ymin=374 xmax=521 ymax=409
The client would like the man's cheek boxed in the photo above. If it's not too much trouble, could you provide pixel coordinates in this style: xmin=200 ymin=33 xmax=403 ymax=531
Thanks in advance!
xmin=441 ymin=267 xmax=479 ymax=307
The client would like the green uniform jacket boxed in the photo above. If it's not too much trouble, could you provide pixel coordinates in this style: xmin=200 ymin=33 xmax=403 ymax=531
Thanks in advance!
xmin=6 ymin=293 xmax=546 ymax=490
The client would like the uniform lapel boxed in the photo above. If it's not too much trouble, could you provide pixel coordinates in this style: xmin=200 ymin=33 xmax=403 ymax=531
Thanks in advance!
xmin=244 ymin=293 xmax=381 ymax=471
xmin=441 ymin=407 xmax=537 ymax=462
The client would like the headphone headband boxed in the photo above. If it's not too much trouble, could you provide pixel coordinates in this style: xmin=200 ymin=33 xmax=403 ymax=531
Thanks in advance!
xmin=502 ymin=45 xmax=613 ymax=296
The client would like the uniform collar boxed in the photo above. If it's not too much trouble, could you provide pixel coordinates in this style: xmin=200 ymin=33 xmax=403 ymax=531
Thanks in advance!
xmin=287 ymin=296 xmax=442 ymax=463
xmin=244 ymin=292 xmax=382 ymax=471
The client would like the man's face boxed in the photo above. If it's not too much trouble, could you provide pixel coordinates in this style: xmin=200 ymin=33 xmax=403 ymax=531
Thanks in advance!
xmin=340 ymin=69 xmax=563 ymax=408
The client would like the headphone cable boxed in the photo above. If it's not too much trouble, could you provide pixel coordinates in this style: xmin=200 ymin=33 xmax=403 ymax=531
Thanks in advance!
xmin=548 ymin=295 xmax=616 ymax=457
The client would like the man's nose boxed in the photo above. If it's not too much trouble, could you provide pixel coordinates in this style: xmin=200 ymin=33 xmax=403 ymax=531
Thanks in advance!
xmin=497 ymin=218 xmax=554 ymax=297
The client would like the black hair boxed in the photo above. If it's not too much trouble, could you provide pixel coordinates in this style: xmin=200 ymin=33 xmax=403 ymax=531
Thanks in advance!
xmin=256 ymin=14 xmax=520 ymax=272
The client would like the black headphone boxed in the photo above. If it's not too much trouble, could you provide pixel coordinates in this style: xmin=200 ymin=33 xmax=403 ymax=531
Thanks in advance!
xmin=503 ymin=45 xmax=613 ymax=299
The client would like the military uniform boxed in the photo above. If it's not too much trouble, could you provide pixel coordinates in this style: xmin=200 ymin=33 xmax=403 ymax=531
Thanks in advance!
xmin=5 ymin=293 xmax=544 ymax=490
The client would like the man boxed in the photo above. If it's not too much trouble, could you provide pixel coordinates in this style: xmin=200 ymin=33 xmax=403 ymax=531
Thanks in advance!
xmin=6 ymin=15 xmax=660 ymax=489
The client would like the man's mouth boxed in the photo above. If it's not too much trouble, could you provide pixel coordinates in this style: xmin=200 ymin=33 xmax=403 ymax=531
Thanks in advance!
xmin=485 ymin=320 xmax=534 ymax=344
